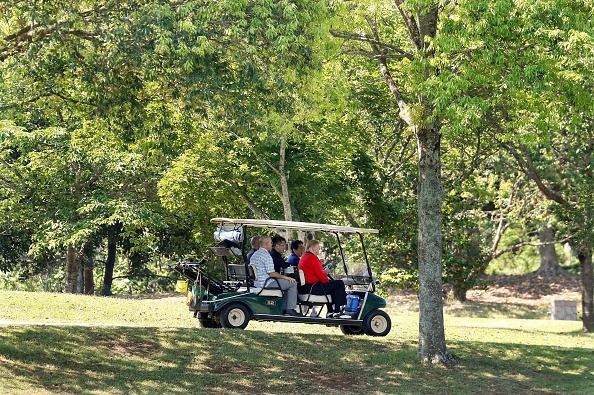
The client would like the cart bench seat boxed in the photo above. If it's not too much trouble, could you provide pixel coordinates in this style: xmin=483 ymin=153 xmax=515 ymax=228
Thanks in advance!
xmin=237 ymin=286 xmax=284 ymax=297
xmin=297 ymin=293 xmax=333 ymax=304
xmin=296 ymin=269 xmax=333 ymax=304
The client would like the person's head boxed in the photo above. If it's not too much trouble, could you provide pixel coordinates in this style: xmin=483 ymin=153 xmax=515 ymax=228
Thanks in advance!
xmin=291 ymin=240 xmax=305 ymax=257
xmin=250 ymin=235 xmax=261 ymax=249
xmin=259 ymin=235 xmax=272 ymax=251
xmin=305 ymin=239 xmax=320 ymax=255
xmin=271 ymin=235 xmax=287 ymax=254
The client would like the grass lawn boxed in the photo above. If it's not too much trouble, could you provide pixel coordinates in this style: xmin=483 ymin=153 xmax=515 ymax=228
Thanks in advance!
xmin=0 ymin=290 xmax=592 ymax=394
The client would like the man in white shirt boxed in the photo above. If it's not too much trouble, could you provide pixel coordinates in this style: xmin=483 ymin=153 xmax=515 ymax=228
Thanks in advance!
xmin=250 ymin=235 xmax=300 ymax=316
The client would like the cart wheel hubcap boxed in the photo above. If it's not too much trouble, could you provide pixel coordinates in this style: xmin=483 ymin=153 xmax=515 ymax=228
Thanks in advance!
xmin=370 ymin=316 xmax=388 ymax=333
xmin=228 ymin=308 xmax=246 ymax=326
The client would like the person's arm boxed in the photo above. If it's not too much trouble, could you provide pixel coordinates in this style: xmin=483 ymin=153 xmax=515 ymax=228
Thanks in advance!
xmin=269 ymin=271 xmax=296 ymax=282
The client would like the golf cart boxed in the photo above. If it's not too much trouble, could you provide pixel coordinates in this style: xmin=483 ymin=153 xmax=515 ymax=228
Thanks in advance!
xmin=173 ymin=218 xmax=391 ymax=336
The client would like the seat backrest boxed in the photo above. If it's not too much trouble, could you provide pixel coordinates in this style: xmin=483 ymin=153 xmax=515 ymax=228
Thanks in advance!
xmin=249 ymin=264 xmax=258 ymax=281
xmin=297 ymin=269 xmax=306 ymax=287
xmin=227 ymin=264 xmax=258 ymax=282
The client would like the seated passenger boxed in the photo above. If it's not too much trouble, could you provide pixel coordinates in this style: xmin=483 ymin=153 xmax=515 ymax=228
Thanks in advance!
xmin=246 ymin=235 xmax=260 ymax=264
xmin=270 ymin=235 xmax=290 ymax=273
xmin=287 ymin=239 xmax=304 ymax=267
xmin=251 ymin=235 xmax=300 ymax=316
xmin=298 ymin=239 xmax=349 ymax=318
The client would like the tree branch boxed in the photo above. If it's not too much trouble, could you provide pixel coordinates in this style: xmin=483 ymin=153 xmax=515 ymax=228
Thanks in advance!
xmin=0 ymin=157 xmax=24 ymax=180
xmin=493 ymin=235 xmax=574 ymax=260
xmin=233 ymin=182 xmax=269 ymax=220
xmin=228 ymin=131 xmax=280 ymax=176
xmin=0 ymin=175 xmax=19 ymax=190
xmin=343 ymin=208 xmax=361 ymax=228
xmin=490 ymin=176 xmax=522 ymax=254
xmin=511 ymin=143 xmax=568 ymax=205
xmin=1 ymin=18 xmax=101 ymax=62
xmin=393 ymin=0 xmax=422 ymax=51
xmin=486 ymin=115 xmax=567 ymax=205
xmin=330 ymin=29 xmax=414 ymax=60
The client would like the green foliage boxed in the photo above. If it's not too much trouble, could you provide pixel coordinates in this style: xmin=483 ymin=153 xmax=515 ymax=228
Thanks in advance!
xmin=0 ymin=0 xmax=337 ymax=281
xmin=442 ymin=215 xmax=491 ymax=298
xmin=1 ymin=0 xmax=594 ymax=299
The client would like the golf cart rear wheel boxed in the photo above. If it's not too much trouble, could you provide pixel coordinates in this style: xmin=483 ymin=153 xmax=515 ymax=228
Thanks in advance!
xmin=363 ymin=310 xmax=391 ymax=337
xmin=198 ymin=312 xmax=222 ymax=328
xmin=220 ymin=303 xmax=250 ymax=329
xmin=340 ymin=325 xmax=365 ymax=336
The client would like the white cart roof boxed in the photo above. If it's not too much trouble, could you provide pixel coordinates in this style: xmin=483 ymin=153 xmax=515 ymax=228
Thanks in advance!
xmin=210 ymin=218 xmax=379 ymax=234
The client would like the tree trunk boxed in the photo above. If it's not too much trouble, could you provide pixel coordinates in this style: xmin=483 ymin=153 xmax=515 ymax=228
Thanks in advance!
xmin=535 ymin=225 xmax=564 ymax=275
xmin=452 ymin=288 xmax=466 ymax=302
xmin=415 ymin=124 xmax=454 ymax=364
xmin=578 ymin=245 xmax=594 ymax=332
xmin=83 ymin=264 xmax=94 ymax=295
xmin=81 ymin=242 xmax=95 ymax=295
xmin=278 ymin=133 xmax=293 ymax=222
xmin=330 ymin=1 xmax=451 ymax=364
xmin=101 ymin=224 xmax=119 ymax=296
xmin=65 ymin=245 xmax=79 ymax=293
xmin=564 ymin=243 xmax=573 ymax=266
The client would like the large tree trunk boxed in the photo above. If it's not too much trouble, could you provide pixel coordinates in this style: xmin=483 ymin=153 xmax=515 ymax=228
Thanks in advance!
xmin=416 ymin=124 xmax=454 ymax=363
xmin=81 ymin=242 xmax=95 ymax=295
xmin=331 ymin=1 xmax=451 ymax=364
xmin=578 ymin=245 xmax=594 ymax=332
xmin=83 ymin=264 xmax=94 ymax=295
xmin=278 ymin=133 xmax=292 ymax=222
xmin=65 ymin=245 xmax=78 ymax=293
xmin=101 ymin=224 xmax=119 ymax=296
xmin=535 ymin=225 xmax=564 ymax=275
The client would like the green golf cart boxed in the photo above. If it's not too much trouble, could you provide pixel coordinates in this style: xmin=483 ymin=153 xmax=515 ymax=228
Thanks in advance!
xmin=173 ymin=218 xmax=391 ymax=336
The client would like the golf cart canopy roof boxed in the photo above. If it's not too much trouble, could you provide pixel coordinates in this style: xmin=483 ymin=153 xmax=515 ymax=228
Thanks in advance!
xmin=210 ymin=218 xmax=379 ymax=234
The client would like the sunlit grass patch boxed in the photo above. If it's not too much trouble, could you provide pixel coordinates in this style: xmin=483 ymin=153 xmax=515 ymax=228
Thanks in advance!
xmin=0 ymin=290 xmax=592 ymax=394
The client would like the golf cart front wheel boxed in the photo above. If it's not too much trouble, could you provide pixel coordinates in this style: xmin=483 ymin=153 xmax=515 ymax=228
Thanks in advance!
xmin=220 ymin=303 xmax=250 ymax=329
xmin=363 ymin=310 xmax=391 ymax=337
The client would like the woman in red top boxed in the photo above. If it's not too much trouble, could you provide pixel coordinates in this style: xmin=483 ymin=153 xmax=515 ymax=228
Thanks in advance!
xmin=298 ymin=239 xmax=347 ymax=318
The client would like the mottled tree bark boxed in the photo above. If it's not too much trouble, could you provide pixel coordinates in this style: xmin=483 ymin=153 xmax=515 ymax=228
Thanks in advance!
xmin=81 ymin=242 xmax=95 ymax=295
xmin=578 ymin=246 xmax=593 ymax=332
xmin=65 ymin=246 xmax=78 ymax=294
xmin=535 ymin=225 xmax=564 ymax=275
xmin=416 ymin=124 xmax=454 ymax=363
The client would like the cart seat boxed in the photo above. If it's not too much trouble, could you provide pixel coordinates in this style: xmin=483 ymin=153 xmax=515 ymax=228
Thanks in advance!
xmin=297 ymin=269 xmax=333 ymax=304
xmin=244 ymin=287 xmax=284 ymax=297
xmin=233 ymin=265 xmax=283 ymax=297
xmin=298 ymin=293 xmax=333 ymax=303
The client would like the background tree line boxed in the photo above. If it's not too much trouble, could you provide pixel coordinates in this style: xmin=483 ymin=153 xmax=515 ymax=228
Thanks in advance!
xmin=1 ymin=0 xmax=593 ymax=361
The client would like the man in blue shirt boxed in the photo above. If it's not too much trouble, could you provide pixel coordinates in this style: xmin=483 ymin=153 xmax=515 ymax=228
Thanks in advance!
xmin=250 ymin=235 xmax=300 ymax=316
xmin=286 ymin=239 xmax=304 ymax=267
xmin=246 ymin=235 xmax=260 ymax=264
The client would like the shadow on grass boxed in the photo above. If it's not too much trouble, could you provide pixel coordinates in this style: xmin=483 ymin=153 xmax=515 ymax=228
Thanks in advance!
xmin=0 ymin=326 xmax=592 ymax=395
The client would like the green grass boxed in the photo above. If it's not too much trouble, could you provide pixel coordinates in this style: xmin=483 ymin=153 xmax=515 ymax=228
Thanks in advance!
xmin=0 ymin=290 xmax=592 ymax=394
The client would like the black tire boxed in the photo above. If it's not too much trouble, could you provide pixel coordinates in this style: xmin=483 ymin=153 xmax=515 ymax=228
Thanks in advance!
xmin=220 ymin=303 xmax=250 ymax=329
xmin=197 ymin=312 xmax=222 ymax=328
xmin=340 ymin=325 xmax=365 ymax=336
xmin=363 ymin=310 xmax=391 ymax=337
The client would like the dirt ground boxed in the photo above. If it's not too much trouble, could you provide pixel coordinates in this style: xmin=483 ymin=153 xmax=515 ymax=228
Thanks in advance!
xmin=464 ymin=273 xmax=582 ymax=305
xmin=388 ymin=273 xmax=583 ymax=312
